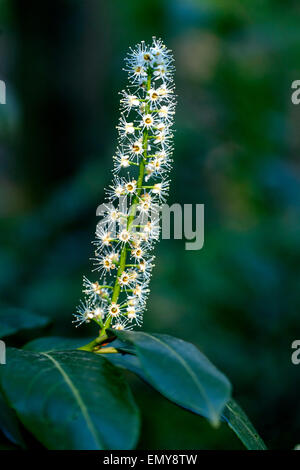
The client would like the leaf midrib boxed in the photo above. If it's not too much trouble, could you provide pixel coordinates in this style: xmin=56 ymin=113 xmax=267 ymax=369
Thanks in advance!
xmin=225 ymin=400 xmax=267 ymax=450
xmin=138 ymin=333 xmax=220 ymax=421
xmin=42 ymin=352 xmax=104 ymax=449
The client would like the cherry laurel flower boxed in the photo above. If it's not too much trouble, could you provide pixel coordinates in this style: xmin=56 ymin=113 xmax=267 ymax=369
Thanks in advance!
xmin=74 ymin=37 xmax=176 ymax=330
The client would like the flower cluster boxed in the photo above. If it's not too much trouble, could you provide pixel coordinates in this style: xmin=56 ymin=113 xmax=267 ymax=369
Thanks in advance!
xmin=74 ymin=38 xmax=176 ymax=331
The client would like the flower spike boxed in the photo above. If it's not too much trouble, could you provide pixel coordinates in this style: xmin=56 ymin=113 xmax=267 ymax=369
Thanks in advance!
xmin=75 ymin=37 xmax=176 ymax=332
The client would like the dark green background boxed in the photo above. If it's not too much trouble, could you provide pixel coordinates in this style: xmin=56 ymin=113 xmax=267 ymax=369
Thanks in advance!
xmin=0 ymin=0 xmax=300 ymax=449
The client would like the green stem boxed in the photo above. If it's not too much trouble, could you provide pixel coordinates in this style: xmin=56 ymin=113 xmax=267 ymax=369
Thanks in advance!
xmin=78 ymin=333 xmax=108 ymax=352
xmin=81 ymin=71 xmax=152 ymax=347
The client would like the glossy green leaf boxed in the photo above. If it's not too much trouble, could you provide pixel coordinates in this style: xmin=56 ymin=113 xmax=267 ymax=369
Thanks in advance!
xmin=111 ymin=330 xmax=231 ymax=425
xmin=0 ymin=390 xmax=25 ymax=448
xmin=0 ymin=348 xmax=140 ymax=450
xmin=105 ymin=351 xmax=146 ymax=377
xmin=0 ymin=308 xmax=50 ymax=338
xmin=105 ymin=351 xmax=267 ymax=450
xmin=222 ymin=399 xmax=267 ymax=450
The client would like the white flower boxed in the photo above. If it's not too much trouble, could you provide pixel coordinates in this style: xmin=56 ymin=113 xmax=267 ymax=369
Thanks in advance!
xmin=73 ymin=299 xmax=95 ymax=326
xmin=120 ymin=91 xmax=140 ymax=112
xmin=125 ymin=179 xmax=137 ymax=194
xmin=156 ymin=121 xmax=167 ymax=132
xmin=108 ymin=302 xmax=121 ymax=318
xmin=148 ymin=88 xmax=160 ymax=103
xmin=142 ymin=114 xmax=155 ymax=128
xmin=143 ymin=220 xmax=160 ymax=240
xmin=133 ymin=283 xmax=150 ymax=304
xmin=137 ymin=197 xmax=152 ymax=214
xmin=117 ymin=116 xmax=135 ymax=136
xmin=113 ymin=153 xmax=130 ymax=172
xmin=138 ymin=257 xmax=155 ymax=280
xmin=95 ymin=227 xmax=112 ymax=248
xmin=141 ymin=51 xmax=154 ymax=64
xmin=118 ymin=229 xmax=131 ymax=243
xmin=153 ymin=131 xmax=167 ymax=144
xmin=133 ymin=64 xmax=147 ymax=80
xmin=112 ymin=322 xmax=126 ymax=330
xmin=120 ymin=155 xmax=130 ymax=168
xmin=128 ymin=95 xmax=140 ymax=107
xmin=109 ymin=251 xmax=120 ymax=264
xmin=158 ymin=105 xmax=174 ymax=120
xmin=83 ymin=277 xmax=103 ymax=299
xmin=146 ymin=157 xmax=165 ymax=176
xmin=92 ymin=253 xmax=116 ymax=276
xmin=127 ymin=306 xmax=137 ymax=320
xmin=106 ymin=177 xmax=125 ymax=200
xmin=101 ymin=256 xmax=114 ymax=271
xmin=131 ymin=246 xmax=144 ymax=260
xmin=153 ymin=65 xmax=167 ymax=80
xmin=105 ymin=205 xmax=121 ymax=225
xmin=118 ymin=270 xmax=136 ymax=288
xmin=130 ymin=139 xmax=143 ymax=156
xmin=128 ymin=270 xmax=138 ymax=282
xmin=157 ymin=84 xmax=172 ymax=98
xmin=150 ymin=39 xmax=166 ymax=59
xmin=94 ymin=307 xmax=105 ymax=320
xmin=152 ymin=179 xmax=170 ymax=202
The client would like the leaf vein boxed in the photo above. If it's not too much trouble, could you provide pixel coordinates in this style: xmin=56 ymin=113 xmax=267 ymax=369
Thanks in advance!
xmin=140 ymin=333 xmax=219 ymax=420
xmin=41 ymin=352 xmax=103 ymax=449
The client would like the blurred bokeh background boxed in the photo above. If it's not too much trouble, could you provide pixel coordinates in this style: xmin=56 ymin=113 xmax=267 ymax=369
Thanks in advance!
xmin=1 ymin=0 xmax=300 ymax=450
